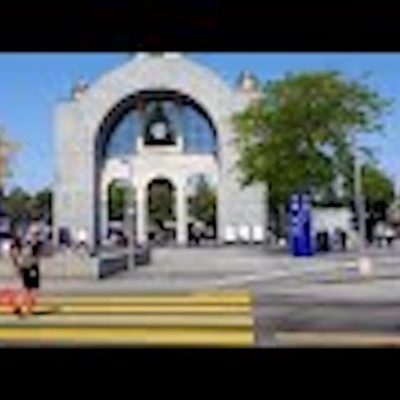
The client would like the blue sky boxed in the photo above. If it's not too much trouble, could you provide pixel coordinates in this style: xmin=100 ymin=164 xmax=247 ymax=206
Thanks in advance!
xmin=1 ymin=52 xmax=399 ymax=194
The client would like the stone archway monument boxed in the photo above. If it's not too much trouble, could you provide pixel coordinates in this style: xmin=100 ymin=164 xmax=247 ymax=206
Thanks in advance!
xmin=54 ymin=53 xmax=266 ymax=250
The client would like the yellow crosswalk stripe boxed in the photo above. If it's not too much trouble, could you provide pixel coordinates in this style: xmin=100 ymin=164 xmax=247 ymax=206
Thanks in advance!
xmin=35 ymin=294 xmax=252 ymax=305
xmin=0 ymin=314 xmax=253 ymax=327
xmin=60 ymin=304 xmax=252 ymax=314
xmin=0 ymin=291 xmax=255 ymax=346
xmin=0 ymin=327 xmax=254 ymax=347
xmin=276 ymin=332 xmax=400 ymax=347
xmin=0 ymin=304 xmax=251 ymax=315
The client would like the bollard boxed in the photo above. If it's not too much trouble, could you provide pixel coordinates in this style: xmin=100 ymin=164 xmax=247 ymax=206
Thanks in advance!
xmin=358 ymin=256 xmax=373 ymax=278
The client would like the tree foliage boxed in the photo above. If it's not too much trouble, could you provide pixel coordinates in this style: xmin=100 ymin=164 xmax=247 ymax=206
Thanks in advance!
xmin=3 ymin=187 xmax=31 ymax=229
xmin=3 ymin=187 xmax=53 ymax=229
xmin=359 ymin=163 xmax=395 ymax=224
xmin=29 ymin=188 xmax=52 ymax=223
xmin=148 ymin=181 xmax=175 ymax=226
xmin=188 ymin=175 xmax=216 ymax=225
xmin=108 ymin=181 xmax=128 ymax=221
xmin=233 ymin=71 xmax=391 ymax=206
xmin=362 ymin=163 xmax=395 ymax=205
xmin=0 ymin=127 xmax=19 ymax=191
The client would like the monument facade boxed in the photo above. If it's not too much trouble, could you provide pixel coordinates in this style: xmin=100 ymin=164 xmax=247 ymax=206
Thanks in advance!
xmin=54 ymin=53 xmax=266 ymax=248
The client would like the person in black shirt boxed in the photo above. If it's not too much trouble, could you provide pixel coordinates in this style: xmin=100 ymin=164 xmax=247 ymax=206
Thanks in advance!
xmin=10 ymin=231 xmax=41 ymax=316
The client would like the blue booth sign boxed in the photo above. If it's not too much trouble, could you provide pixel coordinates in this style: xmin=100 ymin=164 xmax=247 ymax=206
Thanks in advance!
xmin=289 ymin=193 xmax=314 ymax=257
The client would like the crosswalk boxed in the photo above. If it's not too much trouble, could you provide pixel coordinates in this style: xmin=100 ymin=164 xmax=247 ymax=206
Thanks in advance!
xmin=0 ymin=291 xmax=254 ymax=347
xmin=275 ymin=332 xmax=400 ymax=347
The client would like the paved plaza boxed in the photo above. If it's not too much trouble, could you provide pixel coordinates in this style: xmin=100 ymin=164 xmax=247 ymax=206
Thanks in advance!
xmin=1 ymin=245 xmax=399 ymax=293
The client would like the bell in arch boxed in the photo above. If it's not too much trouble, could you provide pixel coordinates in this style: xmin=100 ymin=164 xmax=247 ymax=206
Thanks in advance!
xmin=144 ymin=102 xmax=176 ymax=145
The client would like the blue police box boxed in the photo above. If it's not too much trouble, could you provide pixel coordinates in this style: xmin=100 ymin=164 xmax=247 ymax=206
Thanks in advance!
xmin=289 ymin=193 xmax=314 ymax=256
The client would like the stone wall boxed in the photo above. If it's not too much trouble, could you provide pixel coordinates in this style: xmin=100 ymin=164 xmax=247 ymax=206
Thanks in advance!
xmin=0 ymin=253 xmax=98 ymax=279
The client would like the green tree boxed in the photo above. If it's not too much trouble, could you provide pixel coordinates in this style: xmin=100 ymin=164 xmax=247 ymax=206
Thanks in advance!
xmin=362 ymin=164 xmax=395 ymax=205
xmin=359 ymin=163 xmax=395 ymax=227
xmin=108 ymin=181 xmax=129 ymax=221
xmin=188 ymin=176 xmax=216 ymax=225
xmin=233 ymin=71 xmax=391 ymax=234
xmin=344 ymin=163 xmax=396 ymax=240
xmin=4 ymin=187 xmax=53 ymax=228
xmin=29 ymin=188 xmax=52 ymax=223
xmin=0 ymin=127 xmax=19 ymax=196
xmin=3 ymin=187 xmax=31 ymax=229
xmin=148 ymin=181 xmax=175 ymax=226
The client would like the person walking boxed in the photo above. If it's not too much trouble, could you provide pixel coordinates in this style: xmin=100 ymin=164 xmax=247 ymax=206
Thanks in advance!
xmin=192 ymin=221 xmax=202 ymax=246
xmin=374 ymin=222 xmax=385 ymax=247
xmin=9 ymin=231 xmax=41 ymax=316
xmin=385 ymin=224 xmax=396 ymax=248
xmin=76 ymin=228 xmax=89 ymax=252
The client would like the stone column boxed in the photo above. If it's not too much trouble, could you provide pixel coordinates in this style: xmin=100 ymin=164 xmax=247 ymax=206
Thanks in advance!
xmin=176 ymin=182 xmax=188 ymax=246
xmin=136 ymin=185 xmax=147 ymax=244
xmin=101 ymin=194 xmax=109 ymax=243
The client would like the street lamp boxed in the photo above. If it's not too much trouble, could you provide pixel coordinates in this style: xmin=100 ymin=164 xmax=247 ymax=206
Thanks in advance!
xmin=121 ymin=156 xmax=135 ymax=270
xmin=353 ymin=134 xmax=373 ymax=276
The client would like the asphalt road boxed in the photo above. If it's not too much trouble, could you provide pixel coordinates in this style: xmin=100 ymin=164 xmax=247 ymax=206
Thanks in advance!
xmin=253 ymin=295 xmax=400 ymax=346
xmin=250 ymin=274 xmax=400 ymax=347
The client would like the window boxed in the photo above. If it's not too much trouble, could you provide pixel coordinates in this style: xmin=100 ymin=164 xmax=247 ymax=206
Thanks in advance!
xmin=102 ymin=92 xmax=217 ymax=159
xmin=105 ymin=111 xmax=139 ymax=159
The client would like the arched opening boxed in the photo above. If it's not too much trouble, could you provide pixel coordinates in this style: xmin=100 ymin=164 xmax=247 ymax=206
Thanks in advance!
xmin=96 ymin=90 xmax=219 ymax=162
xmin=94 ymin=89 xmax=220 ymax=246
xmin=147 ymin=178 xmax=176 ymax=246
xmin=105 ymin=179 xmax=136 ymax=246
xmin=186 ymin=173 xmax=217 ymax=246
xmin=107 ymin=179 xmax=128 ymax=223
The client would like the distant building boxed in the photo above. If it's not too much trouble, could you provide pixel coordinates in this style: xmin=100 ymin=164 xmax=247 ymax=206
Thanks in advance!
xmin=312 ymin=207 xmax=353 ymax=236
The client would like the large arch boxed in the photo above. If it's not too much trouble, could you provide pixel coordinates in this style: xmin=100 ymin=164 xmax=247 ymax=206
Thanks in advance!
xmin=81 ymin=55 xmax=233 ymax=139
xmin=95 ymin=89 xmax=219 ymax=246
xmin=86 ymin=58 xmax=231 ymax=246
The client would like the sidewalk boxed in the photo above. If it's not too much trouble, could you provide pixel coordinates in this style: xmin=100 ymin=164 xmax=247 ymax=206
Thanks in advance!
xmin=0 ymin=246 xmax=398 ymax=295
